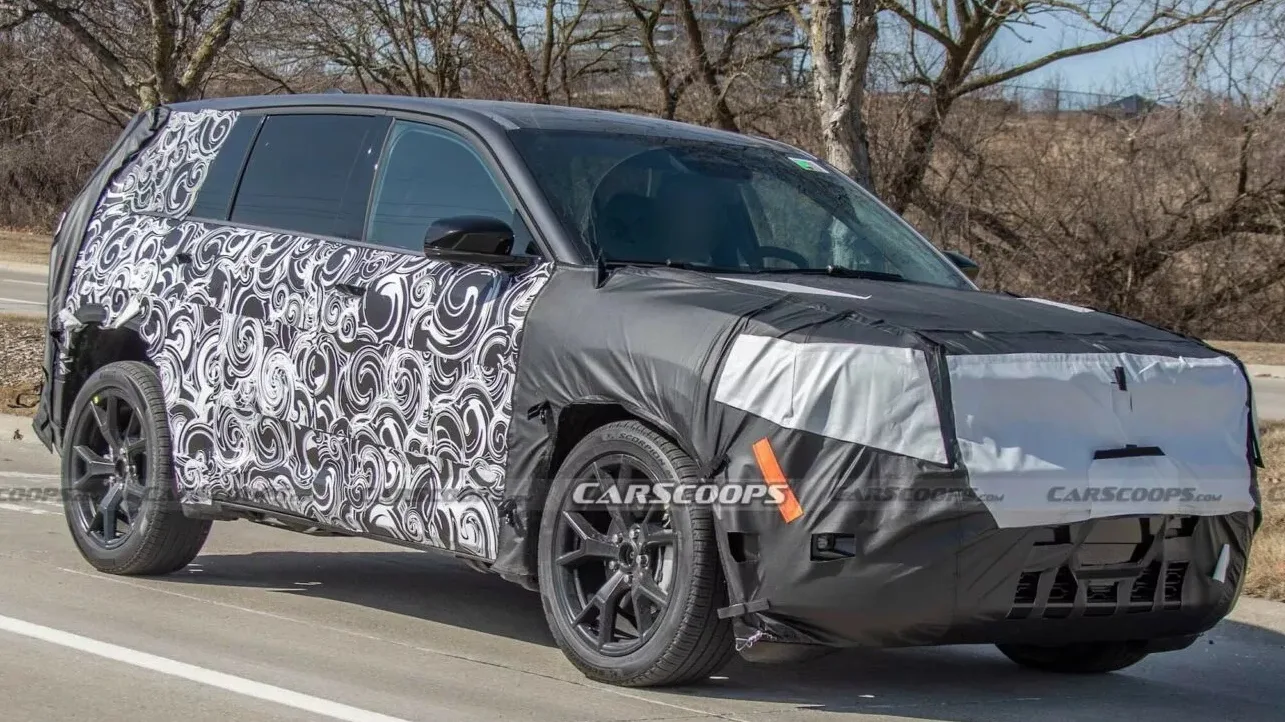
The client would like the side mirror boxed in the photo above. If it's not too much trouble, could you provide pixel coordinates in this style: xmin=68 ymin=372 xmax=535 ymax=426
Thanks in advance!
xmin=943 ymin=250 xmax=980 ymax=281
xmin=424 ymin=216 xmax=514 ymax=257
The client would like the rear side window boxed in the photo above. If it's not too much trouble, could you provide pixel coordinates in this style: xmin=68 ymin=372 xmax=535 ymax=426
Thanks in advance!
xmin=366 ymin=121 xmax=514 ymax=252
xmin=188 ymin=115 xmax=262 ymax=221
xmin=230 ymin=114 xmax=391 ymax=240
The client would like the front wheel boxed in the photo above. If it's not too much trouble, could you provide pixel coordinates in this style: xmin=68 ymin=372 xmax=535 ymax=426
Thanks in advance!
xmin=61 ymin=361 xmax=211 ymax=575
xmin=996 ymin=641 xmax=1150 ymax=673
xmin=537 ymin=420 xmax=734 ymax=686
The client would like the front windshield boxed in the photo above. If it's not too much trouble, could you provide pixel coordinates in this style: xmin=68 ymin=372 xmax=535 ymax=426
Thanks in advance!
xmin=507 ymin=129 xmax=971 ymax=289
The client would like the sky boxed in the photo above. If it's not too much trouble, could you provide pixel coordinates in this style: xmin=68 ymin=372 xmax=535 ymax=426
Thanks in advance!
xmin=990 ymin=24 xmax=1178 ymax=96
xmin=871 ymin=8 xmax=1226 ymax=100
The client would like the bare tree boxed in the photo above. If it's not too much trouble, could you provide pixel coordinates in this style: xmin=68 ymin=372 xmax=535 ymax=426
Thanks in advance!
xmin=615 ymin=0 xmax=693 ymax=117
xmin=876 ymin=0 xmax=1263 ymax=212
xmin=0 ymin=0 xmax=249 ymax=111
xmin=673 ymin=0 xmax=737 ymax=129
xmin=613 ymin=0 xmax=796 ymax=126
xmin=469 ymin=0 xmax=624 ymax=103
xmin=260 ymin=0 xmax=472 ymax=97
xmin=0 ymin=28 xmax=114 ymax=228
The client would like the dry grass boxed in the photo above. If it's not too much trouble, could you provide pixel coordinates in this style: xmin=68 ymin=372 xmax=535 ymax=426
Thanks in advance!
xmin=0 ymin=229 xmax=49 ymax=266
xmin=1208 ymin=341 xmax=1285 ymax=367
xmin=1247 ymin=421 xmax=1285 ymax=601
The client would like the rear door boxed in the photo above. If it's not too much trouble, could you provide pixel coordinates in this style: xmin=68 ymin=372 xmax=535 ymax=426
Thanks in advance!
xmin=201 ymin=111 xmax=391 ymax=518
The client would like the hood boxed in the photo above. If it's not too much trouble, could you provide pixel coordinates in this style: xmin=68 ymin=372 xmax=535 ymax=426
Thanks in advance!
xmin=701 ymin=272 xmax=1219 ymax=358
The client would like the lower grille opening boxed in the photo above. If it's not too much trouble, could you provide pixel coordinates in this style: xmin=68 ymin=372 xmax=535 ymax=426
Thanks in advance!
xmin=1048 ymin=567 xmax=1077 ymax=604
xmin=1011 ymin=561 xmax=1191 ymax=619
xmin=1130 ymin=563 xmax=1160 ymax=611
xmin=1014 ymin=572 xmax=1039 ymax=605
xmin=1008 ymin=517 xmax=1200 ymax=620
xmin=1164 ymin=562 xmax=1189 ymax=607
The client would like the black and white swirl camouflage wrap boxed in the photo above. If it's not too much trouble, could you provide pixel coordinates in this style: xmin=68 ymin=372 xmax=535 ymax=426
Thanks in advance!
xmin=60 ymin=108 xmax=554 ymax=560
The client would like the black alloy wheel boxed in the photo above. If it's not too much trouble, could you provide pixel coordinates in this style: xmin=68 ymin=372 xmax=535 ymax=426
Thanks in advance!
xmin=67 ymin=388 xmax=149 ymax=548
xmin=61 ymin=361 xmax=211 ymax=575
xmin=538 ymin=420 xmax=734 ymax=686
xmin=551 ymin=454 xmax=678 ymax=656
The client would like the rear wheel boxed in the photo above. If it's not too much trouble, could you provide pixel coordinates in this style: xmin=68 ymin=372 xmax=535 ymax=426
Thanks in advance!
xmin=61 ymin=361 xmax=211 ymax=575
xmin=996 ymin=641 xmax=1150 ymax=673
xmin=538 ymin=420 xmax=734 ymax=686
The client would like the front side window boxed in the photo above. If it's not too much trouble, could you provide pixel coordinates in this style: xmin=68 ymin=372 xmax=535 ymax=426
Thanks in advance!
xmin=508 ymin=129 xmax=970 ymax=288
xmin=366 ymin=121 xmax=515 ymax=253
xmin=230 ymin=114 xmax=390 ymax=240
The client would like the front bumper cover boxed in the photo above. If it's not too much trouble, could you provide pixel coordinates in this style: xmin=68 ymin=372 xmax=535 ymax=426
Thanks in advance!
xmin=719 ymin=502 xmax=1252 ymax=649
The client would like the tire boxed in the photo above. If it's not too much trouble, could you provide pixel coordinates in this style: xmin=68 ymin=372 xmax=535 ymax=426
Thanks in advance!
xmin=996 ymin=641 xmax=1151 ymax=673
xmin=61 ymin=360 xmax=211 ymax=575
xmin=537 ymin=420 xmax=735 ymax=686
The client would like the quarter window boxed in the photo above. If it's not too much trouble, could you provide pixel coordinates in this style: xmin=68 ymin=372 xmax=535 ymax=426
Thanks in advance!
xmin=230 ymin=114 xmax=390 ymax=240
xmin=188 ymin=115 xmax=261 ymax=221
xmin=366 ymin=121 xmax=514 ymax=253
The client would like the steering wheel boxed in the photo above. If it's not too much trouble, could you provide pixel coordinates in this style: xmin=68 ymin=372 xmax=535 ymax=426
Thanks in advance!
xmin=755 ymin=246 xmax=810 ymax=269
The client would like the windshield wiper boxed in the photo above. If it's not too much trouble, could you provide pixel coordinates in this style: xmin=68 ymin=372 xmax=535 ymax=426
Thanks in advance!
xmin=756 ymin=265 xmax=907 ymax=282
xmin=602 ymin=259 xmax=750 ymax=274
xmin=600 ymin=259 xmax=907 ymax=282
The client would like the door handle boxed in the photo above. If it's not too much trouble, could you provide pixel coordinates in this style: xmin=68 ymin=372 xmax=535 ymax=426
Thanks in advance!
xmin=174 ymin=251 xmax=193 ymax=265
xmin=333 ymin=283 xmax=367 ymax=296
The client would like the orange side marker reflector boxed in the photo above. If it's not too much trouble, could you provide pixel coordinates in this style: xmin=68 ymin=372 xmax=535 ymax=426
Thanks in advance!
xmin=752 ymin=438 xmax=804 ymax=523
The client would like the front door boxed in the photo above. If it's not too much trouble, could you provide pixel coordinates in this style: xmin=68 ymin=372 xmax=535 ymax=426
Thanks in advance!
xmin=316 ymin=120 xmax=550 ymax=559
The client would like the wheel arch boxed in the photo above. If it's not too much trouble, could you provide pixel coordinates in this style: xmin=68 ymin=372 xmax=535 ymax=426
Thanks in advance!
xmin=545 ymin=400 xmax=702 ymax=485
xmin=497 ymin=397 xmax=713 ymax=591
xmin=60 ymin=315 xmax=155 ymax=442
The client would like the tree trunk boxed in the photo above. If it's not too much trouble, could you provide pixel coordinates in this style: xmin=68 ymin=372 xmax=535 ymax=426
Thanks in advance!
xmin=803 ymin=0 xmax=877 ymax=190
xmin=136 ymin=85 xmax=160 ymax=110
xmin=675 ymin=0 xmax=738 ymax=132
xmin=883 ymin=91 xmax=953 ymax=213
xmin=820 ymin=103 xmax=872 ymax=189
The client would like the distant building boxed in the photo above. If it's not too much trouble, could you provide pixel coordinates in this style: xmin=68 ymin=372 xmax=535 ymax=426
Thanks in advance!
xmin=576 ymin=0 xmax=797 ymax=83
xmin=1094 ymin=94 xmax=1160 ymax=119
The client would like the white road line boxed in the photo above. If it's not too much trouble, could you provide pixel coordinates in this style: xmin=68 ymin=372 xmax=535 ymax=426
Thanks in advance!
xmin=0 ymin=296 xmax=43 ymax=306
xmin=0 ymin=502 xmax=55 ymax=515
xmin=0 ymin=471 xmax=60 ymax=480
xmin=53 ymin=566 xmax=747 ymax=721
xmin=0 ymin=613 xmax=418 ymax=722
xmin=5 ymin=279 xmax=45 ymax=286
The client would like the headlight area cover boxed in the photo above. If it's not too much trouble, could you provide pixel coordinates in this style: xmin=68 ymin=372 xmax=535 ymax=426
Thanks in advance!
xmin=715 ymin=334 xmax=1258 ymax=528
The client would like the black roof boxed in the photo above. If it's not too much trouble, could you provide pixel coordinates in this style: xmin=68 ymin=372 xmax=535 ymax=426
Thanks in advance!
xmin=167 ymin=93 xmax=794 ymax=151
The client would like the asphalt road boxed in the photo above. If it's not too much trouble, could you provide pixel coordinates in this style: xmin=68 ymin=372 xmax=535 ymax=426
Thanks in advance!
xmin=0 ymin=264 xmax=47 ymax=316
xmin=1 ymin=431 xmax=1284 ymax=722
xmin=1250 ymin=369 xmax=1285 ymax=423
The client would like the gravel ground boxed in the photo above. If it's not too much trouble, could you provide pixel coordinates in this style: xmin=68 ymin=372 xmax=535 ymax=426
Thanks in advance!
xmin=0 ymin=313 xmax=44 ymax=417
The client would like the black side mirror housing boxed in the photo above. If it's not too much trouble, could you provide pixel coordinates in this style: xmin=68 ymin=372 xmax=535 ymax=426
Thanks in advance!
xmin=424 ymin=216 xmax=514 ymax=257
xmin=943 ymin=250 xmax=980 ymax=281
